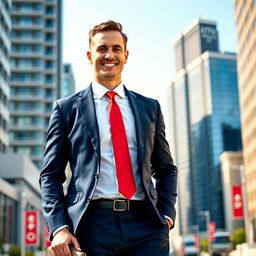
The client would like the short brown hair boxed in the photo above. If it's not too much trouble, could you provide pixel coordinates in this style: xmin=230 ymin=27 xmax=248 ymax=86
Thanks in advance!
xmin=89 ymin=20 xmax=128 ymax=49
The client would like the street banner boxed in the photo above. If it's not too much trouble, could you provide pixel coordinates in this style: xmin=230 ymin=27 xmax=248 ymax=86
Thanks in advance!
xmin=208 ymin=222 xmax=216 ymax=242
xmin=232 ymin=185 xmax=244 ymax=218
xmin=45 ymin=225 xmax=51 ymax=248
xmin=25 ymin=211 xmax=39 ymax=246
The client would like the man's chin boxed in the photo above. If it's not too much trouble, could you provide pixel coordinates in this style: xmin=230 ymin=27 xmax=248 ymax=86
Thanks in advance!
xmin=99 ymin=72 xmax=118 ymax=79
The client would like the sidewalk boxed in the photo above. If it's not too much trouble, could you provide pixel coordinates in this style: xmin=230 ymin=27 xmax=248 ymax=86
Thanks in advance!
xmin=229 ymin=243 xmax=256 ymax=256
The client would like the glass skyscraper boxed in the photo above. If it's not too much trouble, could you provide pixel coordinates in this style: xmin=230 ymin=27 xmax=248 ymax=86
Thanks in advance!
xmin=170 ymin=19 xmax=242 ymax=235
xmin=9 ymin=0 xmax=62 ymax=168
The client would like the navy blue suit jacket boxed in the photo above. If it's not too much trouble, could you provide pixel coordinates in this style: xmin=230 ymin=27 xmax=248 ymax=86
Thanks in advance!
xmin=39 ymin=85 xmax=178 ymax=238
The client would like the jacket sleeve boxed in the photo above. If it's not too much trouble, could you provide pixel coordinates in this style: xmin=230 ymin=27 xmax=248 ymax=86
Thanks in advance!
xmin=151 ymin=100 xmax=178 ymax=226
xmin=39 ymin=101 xmax=70 ymax=238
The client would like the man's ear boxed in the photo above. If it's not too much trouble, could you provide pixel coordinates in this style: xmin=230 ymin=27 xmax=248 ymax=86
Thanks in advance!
xmin=87 ymin=51 xmax=93 ymax=64
xmin=124 ymin=50 xmax=129 ymax=64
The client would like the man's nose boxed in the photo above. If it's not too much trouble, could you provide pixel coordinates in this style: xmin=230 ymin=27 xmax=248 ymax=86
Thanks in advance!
xmin=105 ymin=50 xmax=114 ymax=59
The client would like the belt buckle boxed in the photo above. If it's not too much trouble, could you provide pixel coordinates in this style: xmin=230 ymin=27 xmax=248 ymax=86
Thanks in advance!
xmin=113 ymin=199 xmax=130 ymax=211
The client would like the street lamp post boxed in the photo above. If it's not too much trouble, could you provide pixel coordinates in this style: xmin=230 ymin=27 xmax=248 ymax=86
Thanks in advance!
xmin=199 ymin=211 xmax=212 ymax=256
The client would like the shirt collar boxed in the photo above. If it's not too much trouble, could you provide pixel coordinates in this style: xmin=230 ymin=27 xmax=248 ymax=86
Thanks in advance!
xmin=92 ymin=81 xmax=125 ymax=99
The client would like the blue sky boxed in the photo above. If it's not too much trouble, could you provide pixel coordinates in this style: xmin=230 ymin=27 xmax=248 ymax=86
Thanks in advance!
xmin=63 ymin=0 xmax=237 ymax=100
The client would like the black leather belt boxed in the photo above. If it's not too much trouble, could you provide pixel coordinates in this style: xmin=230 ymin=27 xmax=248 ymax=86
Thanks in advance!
xmin=90 ymin=199 xmax=146 ymax=212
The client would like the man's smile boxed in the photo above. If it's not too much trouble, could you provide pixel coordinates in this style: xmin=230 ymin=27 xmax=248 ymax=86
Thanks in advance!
xmin=102 ymin=63 xmax=118 ymax=67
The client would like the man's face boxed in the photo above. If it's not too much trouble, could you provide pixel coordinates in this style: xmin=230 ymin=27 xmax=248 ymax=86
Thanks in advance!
xmin=87 ymin=31 xmax=128 ymax=87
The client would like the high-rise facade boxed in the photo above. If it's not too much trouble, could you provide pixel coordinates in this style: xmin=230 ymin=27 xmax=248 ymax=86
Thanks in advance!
xmin=170 ymin=19 xmax=242 ymax=235
xmin=0 ymin=0 xmax=11 ymax=153
xmin=233 ymin=0 xmax=256 ymax=245
xmin=62 ymin=63 xmax=75 ymax=97
xmin=9 ymin=0 xmax=62 ymax=168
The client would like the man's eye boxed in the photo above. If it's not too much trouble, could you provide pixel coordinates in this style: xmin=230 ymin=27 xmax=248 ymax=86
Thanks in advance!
xmin=98 ymin=48 xmax=106 ymax=52
xmin=113 ymin=47 xmax=122 ymax=52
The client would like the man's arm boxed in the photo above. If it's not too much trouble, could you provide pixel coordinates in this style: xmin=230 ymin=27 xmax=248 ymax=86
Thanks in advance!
xmin=40 ymin=101 xmax=81 ymax=255
xmin=40 ymin=101 xmax=69 ymax=236
xmin=151 ymin=101 xmax=178 ymax=227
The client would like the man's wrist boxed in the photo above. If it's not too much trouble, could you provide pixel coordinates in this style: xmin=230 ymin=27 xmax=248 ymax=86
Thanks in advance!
xmin=53 ymin=225 xmax=69 ymax=237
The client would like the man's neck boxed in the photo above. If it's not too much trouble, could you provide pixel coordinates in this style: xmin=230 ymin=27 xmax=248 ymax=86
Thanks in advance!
xmin=94 ymin=78 xmax=122 ymax=90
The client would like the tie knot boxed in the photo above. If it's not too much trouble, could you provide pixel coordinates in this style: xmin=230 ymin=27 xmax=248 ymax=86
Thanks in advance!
xmin=105 ymin=91 xmax=117 ymax=100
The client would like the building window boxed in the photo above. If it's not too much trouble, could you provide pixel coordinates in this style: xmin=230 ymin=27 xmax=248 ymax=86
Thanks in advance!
xmin=0 ymin=194 xmax=16 ymax=243
xmin=45 ymin=19 xmax=53 ymax=28
xmin=64 ymin=65 xmax=70 ymax=73
xmin=45 ymin=32 xmax=54 ymax=41
xmin=45 ymin=46 xmax=54 ymax=55
xmin=45 ymin=60 xmax=53 ymax=69
xmin=45 ymin=6 xmax=54 ymax=15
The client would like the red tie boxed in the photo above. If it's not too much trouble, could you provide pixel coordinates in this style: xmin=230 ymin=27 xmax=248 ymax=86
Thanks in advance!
xmin=105 ymin=91 xmax=136 ymax=200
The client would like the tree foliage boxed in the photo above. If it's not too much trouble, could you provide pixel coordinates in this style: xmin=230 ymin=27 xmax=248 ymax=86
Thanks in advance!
xmin=230 ymin=227 xmax=246 ymax=247
xmin=8 ymin=244 xmax=20 ymax=256
xmin=200 ymin=237 xmax=209 ymax=252
xmin=8 ymin=244 xmax=34 ymax=256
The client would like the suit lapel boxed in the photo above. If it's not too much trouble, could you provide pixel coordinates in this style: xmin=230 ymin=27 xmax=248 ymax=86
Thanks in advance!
xmin=77 ymin=85 xmax=101 ymax=163
xmin=125 ymin=87 xmax=146 ymax=172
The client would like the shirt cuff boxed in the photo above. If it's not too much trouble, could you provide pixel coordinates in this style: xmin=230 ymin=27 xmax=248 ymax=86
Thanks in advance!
xmin=53 ymin=225 xmax=69 ymax=237
xmin=164 ymin=215 xmax=173 ymax=227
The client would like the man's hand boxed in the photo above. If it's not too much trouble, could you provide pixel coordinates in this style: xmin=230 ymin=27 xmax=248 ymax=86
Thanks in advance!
xmin=50 ymin=228 xmax=81 ymax=256
xmin=165 ymin=218 xmax=173 ymax=229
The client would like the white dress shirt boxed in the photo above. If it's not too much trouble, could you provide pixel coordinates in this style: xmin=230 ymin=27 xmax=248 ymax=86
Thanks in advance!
xmin=92 ymin=81 xmax=145 ymax=200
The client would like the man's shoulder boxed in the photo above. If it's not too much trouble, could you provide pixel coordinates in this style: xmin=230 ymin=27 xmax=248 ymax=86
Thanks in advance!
xmin=127 ymin=89 xmax=158 ymax=104
xmin=56 ymin=85 xmax=92 ymax=107
xmin=126 ymin=89 xmax=160 ymax=114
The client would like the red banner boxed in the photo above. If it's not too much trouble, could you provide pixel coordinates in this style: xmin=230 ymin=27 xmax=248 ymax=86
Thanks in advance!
xmin=25 ymin=211 xmax=39 ymax=246
xmin=194 ymin=234 xmax=199 ymax=249
xmin=45 ymin=225 xmax=51 ymax=248
xmin=208 ymin=222 xmax=216 ymax=242
xmin=232 ymin=185 xmax=244 ymax=218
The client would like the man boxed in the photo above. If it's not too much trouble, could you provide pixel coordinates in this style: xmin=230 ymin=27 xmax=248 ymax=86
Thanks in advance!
xmin=40 ymin=20 xmax=178 ymax=256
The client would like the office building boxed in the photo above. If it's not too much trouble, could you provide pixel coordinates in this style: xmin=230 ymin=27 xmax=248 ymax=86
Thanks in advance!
xmin=170 ymin=19 xmax=242 ymax=235
xmin=9 ymin=0 xmax=62 ymax=168
xmin=0 ymin=0 xmax=11 ymax=153
xmin=0 ymin=153 xmax=43 ymax=250
xmin=233 ymin=0 xmax=256 ymax=245
xmin=62 ymin=63 xmax=75 ymax=97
